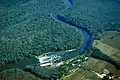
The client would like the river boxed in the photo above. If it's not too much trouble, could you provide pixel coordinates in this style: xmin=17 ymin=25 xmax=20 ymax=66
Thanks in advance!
xmin=58 ymin=0 xmax=120 ymax=69
xmin=0 ymin=0 xmax=120 ymax=72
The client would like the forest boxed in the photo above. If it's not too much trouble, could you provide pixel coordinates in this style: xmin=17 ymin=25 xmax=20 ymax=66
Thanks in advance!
xmin=60 ymin=0 xmax=120 ymax=39
xmin=1 ymin=0 xmax=120 ymax=80
xmin=0 ymin=0 xmax=83 ymax=67
xmin=0 ymin=68 xmax=41 ymax=80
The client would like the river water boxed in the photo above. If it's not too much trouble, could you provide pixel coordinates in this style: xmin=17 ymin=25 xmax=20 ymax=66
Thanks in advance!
xmin=0 ymin=0 xmax=92 ymax=71
xmin=51 ymin=0 xmax=92 ymax=61
xmin=1 ymin=0 xmax=120 ymax=72
xmin=59 ymin=0 xmax=120 ymax=69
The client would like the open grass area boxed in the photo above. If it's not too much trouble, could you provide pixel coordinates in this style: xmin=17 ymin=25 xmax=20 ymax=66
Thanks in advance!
xmin=101 ymin=31 xmax=120 ymax=50
xmin=60 ymin=0 xmax=120 ymax=38
xmin=93 ymin=40 xmax=120 ymax=56
xmin=0 ymin=0 xmax=83 ymax=66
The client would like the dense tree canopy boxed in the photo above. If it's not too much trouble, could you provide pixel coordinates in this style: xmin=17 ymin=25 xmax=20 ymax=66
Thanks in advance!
xmin=0 ymin=68 xmax=41 ymax=80
xmin=60 ymin=0 xmax=120 ymax=39
xmin=0 ymin=0 xmax=83 ymax=66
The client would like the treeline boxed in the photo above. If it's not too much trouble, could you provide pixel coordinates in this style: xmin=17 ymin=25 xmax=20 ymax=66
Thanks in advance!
xmin=90 ymin=47 xmax=120 ymax=69
xmin=0 ymin=68 xmax=41 ymax=80
xmin=24 ymin=66 xmax=59 ymax=79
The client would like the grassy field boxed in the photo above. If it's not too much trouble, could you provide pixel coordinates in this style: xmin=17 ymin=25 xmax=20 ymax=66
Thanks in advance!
xmin=93 ymin=40 xmax=120 ymax=56
xmin=101 ymin=31 xmax=120 ymax=50
xmin=0 ymin=0 xmax=83 ymax=66
xmin=60 ymin=0 xmax=120 ymax=38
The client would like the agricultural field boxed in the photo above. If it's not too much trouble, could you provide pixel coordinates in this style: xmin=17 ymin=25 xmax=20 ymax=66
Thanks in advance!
xmin=101 ymin=31 xmax=120 ymax=50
